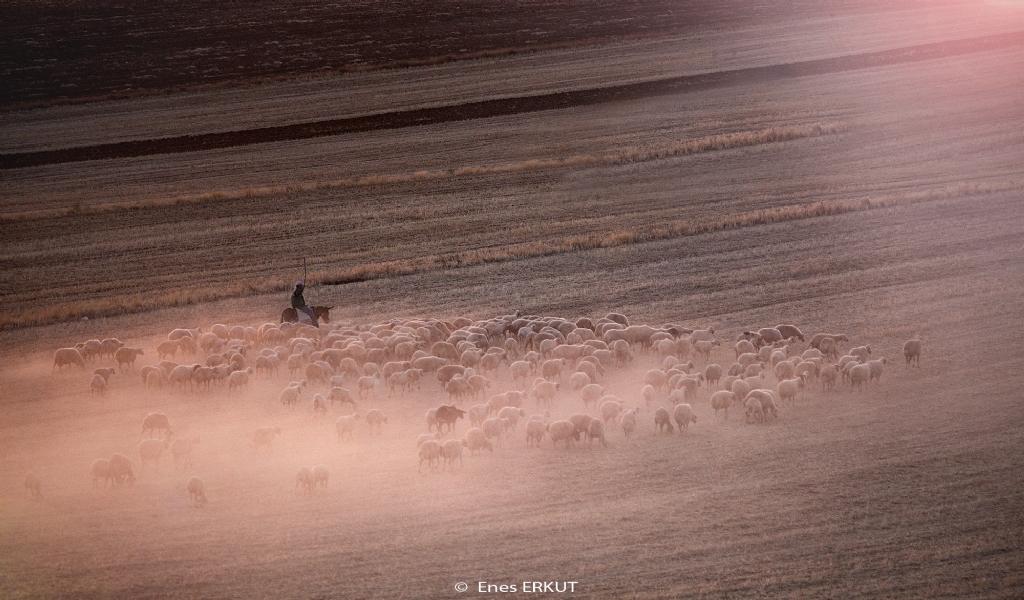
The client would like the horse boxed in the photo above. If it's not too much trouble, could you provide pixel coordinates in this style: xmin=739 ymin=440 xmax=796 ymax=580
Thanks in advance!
xmin=280 ymin=306 xmax=333 ymax=325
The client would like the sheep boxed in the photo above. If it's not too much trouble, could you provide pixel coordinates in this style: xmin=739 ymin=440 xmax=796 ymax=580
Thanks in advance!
xmin=774 ymin=324 xmax=805 ymax=342
xmin=509 ymin=361 xmax=531 ymax=386
xmin=746 ymin=389 xmax=780 ymax=420
xmin=526 ymin=418 xmax=548 ymax=447
xmin=466 ymin=403 xmax=490 ymax=427
xmin=810 ymin=333 xmax=849 ymax=350
xmin=90 ymin=374 xmax=107 ymax=396
xmin=704 ymin=364 xmax=723 ymax=388
xmin=99 ymin=338 xmax=125 ymax=359
xmin=170 ymin=436 xmax=200 ymax=468
xmin=777 ymin=377 xmax=805 ymax=403
xmin=435 ymin=405 xmax=466 ymax=434
xmin=335 ymin=414 xmax=360 ymax=441
xmin=673 ymin=404 xmax=698 ymax=432
xmin=745 ymin=398 xmax=764 ymax=424
xmin=279 ymin=383 xmax=304 ymax=408
xmin=108 ymin=453 xmax=135 ymax=486
xmin=24 ymin=472 xmax=43 ymax=499
xmin=734 ymin=339 xmax=756 ymax=359
xmin=644 ymin=369 xmax=668 ymax=392
xmin=311 ymin=465 xmax=329 ymax=490
xmin=227 ymin=368 xmax=254 ymax=392
xmin=481 ymin=418 xmax=509 ymax=445
xmin=313 ymin=394 xmax=329 ymax=417
xmin=167 ymin=364 xmax=196 ymax=390
xmin=689 ymin=327 xmax=716 ymax=342
xmin=53 ymin=348 xmax=86 ymax=370
xmin=187 ymin=477 xmax=208 ymax=506
xmin=850 ymin=345 xmax=872 ymax=361
xmin=731 ymin=378 xmax=752 ymax=403
xmin=465 ymin=427 xmax=493 ymax=453
xmin=365 ymin=409 xmax=388 ymax=435
xmin=662 ymin=355 xmax=680 ymax=371
xmin=599 ymin=399 xmax=623 ymax=423
xmin=642 ymin=384 xmax=657 ymax=409
xmin=417 ymin=432 xmax=442 ymax=448
xmin=441 ymin=439 xmax=467 ymax=469
xmin=693 ymin=340 xmax=720 ymax=362
xmin=114 ymin=347 xmax=145 ymax=371
xmin=744 ymin=363 xmax=766 ymax=379
xmin=674 ymin=375 xmax=703 ymax=403
xmin=326 ymin=387 xmax=357 ymax=412
xmin=819 ymin=337 xmax=839 ymax=360
xmin=579 ymin=383 xmax=605 ymax=407
xmin=849 ymin=364 xmax=871 ymax=391
xmin=497 ymin=406 xmax=526 ymax=432
xmin=757 ymin=328 xmax=784 ymax=344
xmin=569 ymin=371 xmax=591 ymax=390
xmin=795 ymin=360 xmax=819 ymax=382
xmin=587 ymin=420 xmax=608 ymax=447
xmin=868 ymin=358 xmax=887 ymax=383
xmin=139 ymin=438 xmax=168 ymax=468
xmin=254 ymin=426 xmax=282 ymax=450
xmin=620 ymin=408 xmax=639 ymax=437
xmin=296 ymin=467 xmax=314 ymax=491
xmin=548 ymin=420 xmax=580 ymax=448
xmin=541 ymin=359 xmax=566 ymax=381
xmin=157 ymin=340 xmax=180 ymax=360
xmin=904 ymin=336 xmax=923 ymax=368
xmin=532 ymin=380 xmax=559 ymax=408
xmin=90 ymin=459 xmax=112 ymax=488
xmin=93 ymin=367 xmax=116 ymax=383
xmin=710 ymin=390 xmax=735 ymax=420
xmin=654 ymin=407 xmax=674 ymax=434
xmin=821 ymin=365 xmax=838 ymax=391
xmin=737 ymin=352 xmax=760 ymax=367
xmin=141 ymin=412 xmax=172 ymax=439
xmin=774 ymin=360 xmax=796 ymax=381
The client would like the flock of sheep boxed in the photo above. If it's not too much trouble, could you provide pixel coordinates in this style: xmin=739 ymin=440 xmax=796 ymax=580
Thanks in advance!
xmin=31 ymin=311 xmax=924 ymax=502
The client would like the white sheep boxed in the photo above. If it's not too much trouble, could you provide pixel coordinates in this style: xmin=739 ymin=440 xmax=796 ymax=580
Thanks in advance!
xmin=139 ymin=438 xmax=168 ymax=468
xmin=187 ymin=477 xmax=208 ymax=506
xmin=141 ymin=412 xmax=172 ymax=439
xmin=599 ymin=398 xmax=622 ymax=423
xmin=849 ymin=364 xmax=871 ymax=391
xmin=820 ymin=365 xmax=838 ymax=391
xmin=108 ymin=453 xmax=135 ymax=486
xmin=90 ymin=459 xmax=111 ymax=488
xmin=468 ymin=404 xmax=491 ymax=427
xmin=313 ymin=394 xmax=328 ymax=417
xmin=569 ymin=371 xmax=591 ymax=390
xmin=90 ymin=374 xmax=107 ymax=396
xmin=327 ymin=387 xmax=357 ymax=411
xmin=311 ymin=465 xmax=329 ymax=490
xmin=335 ymin=414 xmax=360 ymax=441
xmin=850 ymin=345 xmax=872 ymax=361
xmin=709 ymin=388 xmax=735 ymax=418
xmin=497 ymin=406 xmax=526 ymax=432
xmin=365 ymin=409 xmax=387 ymax=435
xmin=526 ymin=419 xmax=548 ymax=447
xmin=418 ymin=440 xmax=442 ymax=472
xmin=689 ymin=327 xmax=716 ymax=342
xmin=53 ymin=348 xmax=86 ymax=370
xmin=441 ymin=439 xmax=467 ymax=469
xmin=481 ymin=418 xmax=509 ymax=445
xmin=868 ymin=357 xmax=888 ymax=383
xmin=114 ymin=347 xmax=145 ymax=371
xmin=654 ymin=407 xmax=674 ymax=434
xmin=777 ymin=376 xmax=805 ymax=403
xmin=642 ymin=384 xmax=657 ymax=409
xmin=619 ymin=408 xmax=639 ymax=437
xmin=587 ymin=419 xmax=608 ymax=447
xmin=904 ymin=337 xmax=923 ymax=368
xmin=580 ymin=383 xmax=604 ymax=407
xmin=745 ymin=397 xmax=764 ymax=424
xmin=170 ymin=436 xmax=200 ymax=469
xmin=416 ymin=432 xmax=442 ymax=447
xmin=465 ymin=427 xmax=493 ymax=453
xmin=672 ymin=404 xmax=698 ymax=432
xmin=227 ymin=368 xmax=253 ymax=392
xmin=532 ymin=380 xmax=559 ymax=408
xmin=548 ymin=420 xmax=580 ymax=448
xmin=693 ymin=340 xmax=720 ymax=362
xmin=704 ymin=364 xmax=723 ymax=388
xmin=279 ymin=382 xmax=304 ymax=408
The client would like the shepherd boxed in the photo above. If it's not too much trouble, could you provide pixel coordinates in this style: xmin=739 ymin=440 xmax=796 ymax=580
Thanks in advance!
xmin=291 ymin=281 xmax=319 ymax=327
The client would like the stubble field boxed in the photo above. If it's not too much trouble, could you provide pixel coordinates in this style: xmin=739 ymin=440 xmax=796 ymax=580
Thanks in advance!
xmin=1 ymin=2 xmax=1023 ymax=598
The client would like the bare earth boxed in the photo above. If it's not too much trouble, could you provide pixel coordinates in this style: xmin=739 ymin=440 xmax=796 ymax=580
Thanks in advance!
xmin=1 ymin=2 xmax=1023 ymax=599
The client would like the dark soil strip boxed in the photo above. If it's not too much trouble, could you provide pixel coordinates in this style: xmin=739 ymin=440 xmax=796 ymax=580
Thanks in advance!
xmin=3 ymin=30 xmax=1021 ymax=171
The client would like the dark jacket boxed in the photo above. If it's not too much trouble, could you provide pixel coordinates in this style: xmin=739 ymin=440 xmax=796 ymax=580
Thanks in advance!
xmin=291 ymin=288 xmax=306 ymax=308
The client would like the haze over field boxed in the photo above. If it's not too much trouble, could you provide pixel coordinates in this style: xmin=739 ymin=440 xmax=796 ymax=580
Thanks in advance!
xmin=2 ymin=1 xmax=1023 ymax=598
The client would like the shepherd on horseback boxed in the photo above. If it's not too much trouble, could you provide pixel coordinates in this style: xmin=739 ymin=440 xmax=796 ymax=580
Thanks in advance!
xmin=291 ymin=281 xmax=318 ymax=327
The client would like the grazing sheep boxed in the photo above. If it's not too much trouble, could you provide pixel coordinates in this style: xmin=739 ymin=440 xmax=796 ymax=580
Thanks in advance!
xmin=731 ymin=379 xmax=753 ymax=403
xmin=532 ymin=380 xmax=559 ymax=408
xmin=435 ymin=405 xmax=466 ymax=434
xmin=227 ymin=368 xmax=254 ymax=392
xmin=850 ymin=345 xmax=872 ymax=361
xmin=24 ymin=472 xmax=43 ymax=499
xmin=157 ymin=340 xmax=180 ymax=359
xmin=526 ymin=418 xmax=548 ymax=447
xmin=704 ymin=364 xmax=723 ymax=388
xmin=644 ymin=369 xmax=668 ymax=392
xmin=821 ymin=365 xmax=838 ymax=391
xmin=108 ymin=453 xmax=135 ymax=486
xmin=497 ymin=406 xmax=526 ymax=432
xmin=465 ymin=427 xmax=493 ymax=453
xmin=90 ymin=374 xmax=108 ymax=396
xmin=139 ymin=438 xmax=168 ymax=467
xmin=745 ymin=398 xmax=764 ymax=424
xmin=327 ymin=387 xmax=357 ymax=411
xmin=468 ymin=403 xmax=490 ymax=427
xmin=689 ymin=327 xmax=716 ymax=342
xmin=254 ymin=426 xmax=282 ymax=450
xmin=114 ymin=347 xmax=145 ymax=371
xmin=541 ymin=359 xmax=566 ymax=381
xmin=90 ymin=459 xmax=112 ymax=488
xmin=810 ymin=333 xmax=849 ymax=350
xmin=93 ymin=367 xmax=116 ymax=382
xmin=620 ymin=408 xmax=639 ymax=437
xmin=642 ymin=384 xmax=657 ymax=409
xmin=548 ymin=420 xmax=580 ymax=448
xmin=53 ymin=347 xmax=86 ymax=370
xmin=746 ymin=389 xmax=780 ymax=420
xmin=509 ymin=361 xmax=531 ymax=386
xmin=187 ymin=477 xmax=208 ymax=506
xmin=673 ymin=404 xmax=698 ymax=432
xmin=569 ymin=371 xmax=591 ymax=390
xmin=777 ymin=377 xmax=805 ymax=403
xmin=296 ymin=467 xmax=314 ymax=491
xmin=280 ymin=382 xmax=304 ymax=408
xmin=170 ymin=436 xmax=200 ymax=468
xmin=710 ymin=391 xmax=735 ymax=420
xmin=599 ymin=399 xmax=623 ymax=423
xmin=335 ymin=414 xmax=360 ymax=441
xmin=441 ymin=439 xmax=467 ymax=469
xmin=819 ymin=337 xmax=839 ymax=360
xmin=904 ymin=337 xmax=923 ymax=368
xmin=141 ymin=413 xmax=172 ymax=439
xmin=365 ymin=409 xmax=388 ymax=435
xmin=587 ymin=420 xmax=608 ymax=447
xmin=868 ymin=358 xmax=888 ymax=383
xmin=849 ymin=364 xmax=871 ymax=391
xmin=313 ymin=394 xmax=329 ymax=417
xmin=758 ymin=328 xmax=784 ymax=344
xmin=774 ymin=325 xmax=805 ymax=342
xmin=311 ymin=465 xmax=329 ymax=490
xmin=417 ymin=432 xmax=442 ymax=447
xmin=654 ymin=407 xmax=674 ymax=434
xmin=693 ymin=340 xmax=720 ymax=362
xmin=481 ymin=418 xmax=509 ymax=445
xmin=774 ymin=360 xmax=796 ymax=381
